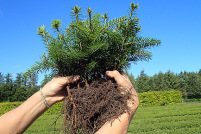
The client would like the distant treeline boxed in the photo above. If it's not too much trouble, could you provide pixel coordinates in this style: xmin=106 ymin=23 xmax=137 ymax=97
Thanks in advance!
xmin=0 ymin=69 xmax=201 ymax=102
xmin=126 ymin=69 xmax=201 ymax=99
xmin=0 ymin=72 xmax=40 ymax=102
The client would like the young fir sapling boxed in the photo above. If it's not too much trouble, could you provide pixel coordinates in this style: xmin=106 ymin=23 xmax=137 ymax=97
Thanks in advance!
xmin=25 ymin=2 xmax=161 ymax=133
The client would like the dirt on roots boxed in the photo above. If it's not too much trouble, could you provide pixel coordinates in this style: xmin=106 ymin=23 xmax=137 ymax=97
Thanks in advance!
xmin=59 ymin=80 xmax=133 ymax=134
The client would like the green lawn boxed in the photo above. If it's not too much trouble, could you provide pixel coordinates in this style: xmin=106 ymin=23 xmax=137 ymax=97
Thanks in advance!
xmin=25 ymin=103 xmax=201 ymax=134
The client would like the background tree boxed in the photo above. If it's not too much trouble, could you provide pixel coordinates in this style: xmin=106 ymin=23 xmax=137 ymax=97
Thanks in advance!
xmin=178 ymin=72 xmax=188 ymax=98
xmin=14 ymin=73 xmax=23 ymax=87
xmin=185 ymin=72 xmax=201 ymax=98
xmin=147 ymin=77 xmax=156 ymax=92
xmin=0 ymin=72 xmax=4 ymax=84
xmin=136 ymin=70 xmax=150 ymax=92
xmin=25 ymin=72 xmax=39 ymax=98
xmin=27 ymin=72 xmax=38 ymax=88
xmin=4 ymin=73 xmax=15 ymax=101
xmin=164 ymin=70 xmax=179 ymax=90
xmin=125 ymin=69 xmax=135 ymax=87
xmin=154 ymin=72 xmax=166 ymax=91
xmin=41 ymin=74 xmax=52 ymax=87
xmin=5 ymin=73 xmax=13 ymax=84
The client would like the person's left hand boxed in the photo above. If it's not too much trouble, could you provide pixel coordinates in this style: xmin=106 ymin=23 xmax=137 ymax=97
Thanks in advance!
xmin=41 ymin=75 xmax=80 ymax=106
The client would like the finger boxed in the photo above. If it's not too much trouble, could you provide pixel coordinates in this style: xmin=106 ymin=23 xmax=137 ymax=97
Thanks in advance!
xmin=121 ymin=73 xmax=133 ymax=86
xmin=59 ymin=75 xmax=80 ymax=85
xmin=121 ymin=72 xmax=129 ymax=79
xmin=106 ymin=70 xmax=128 ymax=86
xmin=120 ymin=72 xmax=130 ymax=82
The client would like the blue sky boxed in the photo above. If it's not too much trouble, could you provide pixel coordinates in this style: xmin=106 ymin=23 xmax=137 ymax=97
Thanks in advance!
xmin=0 ymin=0 xmax=201 ymax=83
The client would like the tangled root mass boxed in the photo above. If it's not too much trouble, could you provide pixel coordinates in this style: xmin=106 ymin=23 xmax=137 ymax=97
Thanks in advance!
xmin=60 ymin=80 xmax=133 ymax=134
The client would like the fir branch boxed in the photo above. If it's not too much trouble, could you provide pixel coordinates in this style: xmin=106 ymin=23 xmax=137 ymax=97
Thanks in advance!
xmin=24 ymin=54 xmax=56 ymax=77
xmin=126 ymin=2 xmax=139 ymax=29
xmin=71 ymin=22 xmax=90 ymax=44
xmin=51 ymin=19 xmax=62 ymax=41
xmin=123 ymin=39 xmax=161 ymax=48
xmin=87 ymin=7 xmax=92 ymax=32
xmin=71 ymin=5 xmax=82 ymax=22
xmin=102 ymin=13 xmax=109 ymax=26
xmin=37 ymin=25 xmax=50 ymax=45
xmin=106 ymin=17 xmax=127 ymax=29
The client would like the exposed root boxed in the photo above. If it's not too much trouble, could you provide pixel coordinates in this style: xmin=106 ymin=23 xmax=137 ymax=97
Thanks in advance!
xmin=59 ymin=80 xmax=133 ymax=134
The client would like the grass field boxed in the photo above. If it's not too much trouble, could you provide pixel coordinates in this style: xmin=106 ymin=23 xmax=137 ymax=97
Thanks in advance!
xmin=25 ymin=103 xmax=201 ymax=134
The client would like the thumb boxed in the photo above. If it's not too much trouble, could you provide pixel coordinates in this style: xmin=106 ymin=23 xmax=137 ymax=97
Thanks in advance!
xmin=60 ymin=75 xmax=80 ymax=85
xmin=106 ymin=70 xmax=126 ymax=85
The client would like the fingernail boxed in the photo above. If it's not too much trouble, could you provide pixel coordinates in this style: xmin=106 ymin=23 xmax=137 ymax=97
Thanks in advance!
xmin=106 ymin=71 xmax=110 ymax=75
xmin=73 ymin=75 xmax=80 ymax=81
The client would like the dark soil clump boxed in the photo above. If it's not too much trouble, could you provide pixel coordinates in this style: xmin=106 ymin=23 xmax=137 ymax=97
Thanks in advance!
xmin=62 ymin=80 xmax=133 ymax=134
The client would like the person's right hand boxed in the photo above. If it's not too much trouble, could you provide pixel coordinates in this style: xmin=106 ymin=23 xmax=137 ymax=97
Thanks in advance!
xmin=96 ymin=70 xmax=139 ymax=134
xmin=106 ymin=70 xmax=139 ymax=113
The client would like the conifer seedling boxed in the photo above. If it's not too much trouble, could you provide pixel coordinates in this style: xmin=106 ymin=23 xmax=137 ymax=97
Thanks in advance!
xmin=25 ymin=2 xmax=160 ymax=133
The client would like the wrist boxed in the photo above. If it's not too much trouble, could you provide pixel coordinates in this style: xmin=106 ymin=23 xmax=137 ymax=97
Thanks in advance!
xmin=40 ymin=88 xmax=52 ymax=108
xmin=45 ymin=96 xmax=59 ymax=106
xmin=40 ymin=87 xmax=63 ymax=107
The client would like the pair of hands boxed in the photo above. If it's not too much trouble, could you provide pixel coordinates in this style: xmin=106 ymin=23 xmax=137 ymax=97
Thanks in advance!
xmin=41 ymin=70 xmax=139 ymax=134
xmin=42 ymin=70 xmax=139 ymax=112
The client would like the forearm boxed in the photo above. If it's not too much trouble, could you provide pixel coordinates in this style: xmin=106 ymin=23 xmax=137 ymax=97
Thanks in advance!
xmin=96 ymin=112 xmax=131 ymax=134
xmin=0 ymin=75 xmax=78 ymax=134
xmin=96 ymin=103 xmax=139 ymax=134
xmin=0 ymin=91 xmax=49 ymax=134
